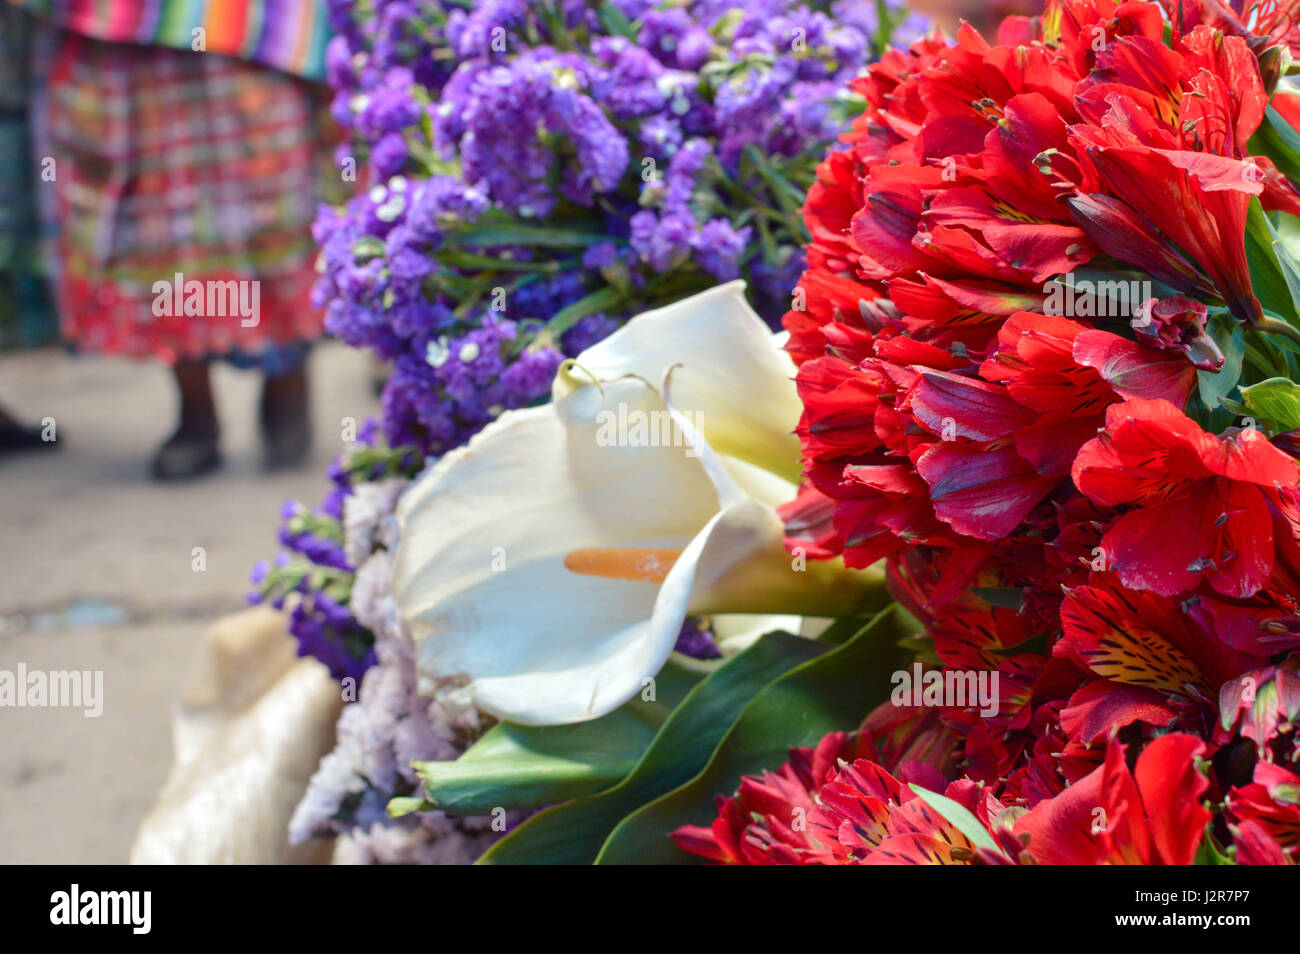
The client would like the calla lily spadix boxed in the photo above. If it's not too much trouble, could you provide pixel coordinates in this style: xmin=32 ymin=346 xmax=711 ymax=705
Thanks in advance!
xmin=393 ymin=282 xmax=887 ymax=726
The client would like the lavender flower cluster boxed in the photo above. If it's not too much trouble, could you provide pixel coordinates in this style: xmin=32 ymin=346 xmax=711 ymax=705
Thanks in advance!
xmin=288 ymin=490 xmax=520 ymax=863
xmin=317 ymin=0 xmax=926 ymax=455
xmin=249 ymin=421 xmax=420 ymax=684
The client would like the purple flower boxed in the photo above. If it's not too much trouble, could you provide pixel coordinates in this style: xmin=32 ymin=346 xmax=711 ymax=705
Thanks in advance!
xmin=581 ymin=242 xmax=619 ymax=271
xmin=371 ymin=132 xmax=410 ymax=178
xmin=691 ymin=218 xmax=751 ymax=281
xmin=358 ymin=78 xmax=422 ymax=138
xmin=629 ymin=209 xmax=695 ymax=272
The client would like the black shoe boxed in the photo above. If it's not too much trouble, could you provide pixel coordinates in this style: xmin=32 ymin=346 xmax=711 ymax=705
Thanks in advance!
xmin=0 ymin=424 xmax=59 ymax=456
xmin=151 ymin=429 xmax=221 ymax=481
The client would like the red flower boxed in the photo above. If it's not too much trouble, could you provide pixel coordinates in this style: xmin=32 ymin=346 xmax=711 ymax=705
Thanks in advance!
xmin=1227 ymin=761 xmax=1300 ymax=862
xmin=673 ymin=726 xmax=1002 ymax=865
xmin=1059 ymin=577 xmax=1263 ymax=700
xmin=1015 ymin=733 xmax=1212 ymax=864
xmin=1134 ymin=295 xmax=1225 ymax=371
xmin=759 ymin=0 xmax=1300 ymax=865
xmin=1073 ymin=399 xmax=1300 ymax=598
xmin=671 ymin=731 xmax=874 ymax=865
xmin=1216 ymin=658 xmax=1300 ymax=757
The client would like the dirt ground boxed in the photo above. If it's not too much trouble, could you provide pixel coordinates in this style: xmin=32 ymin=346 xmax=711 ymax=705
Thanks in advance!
xmin=0 ymin=341 xmax=377 ymax=863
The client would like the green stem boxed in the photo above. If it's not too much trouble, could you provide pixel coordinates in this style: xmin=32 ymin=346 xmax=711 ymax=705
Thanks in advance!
xmin=1255 ymin=313 xmax=1300 ymax=349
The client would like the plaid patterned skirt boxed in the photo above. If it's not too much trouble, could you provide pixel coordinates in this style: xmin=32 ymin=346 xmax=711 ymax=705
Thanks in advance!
xmin=41 ymin=31 xmax=329 ymax=365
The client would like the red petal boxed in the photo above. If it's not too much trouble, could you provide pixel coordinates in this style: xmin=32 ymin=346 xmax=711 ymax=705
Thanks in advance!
xmin=917 ymin=443 xmax=1057 ymax=540
xmin=1133 ymin=733 xmax=1210 ymax=866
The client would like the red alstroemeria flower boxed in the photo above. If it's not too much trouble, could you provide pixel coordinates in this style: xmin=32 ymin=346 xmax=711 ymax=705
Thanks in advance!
xmin=1232 ymin=819 xmax=1295 ymax=864
xmin=673 ymin=727 xmax=1004 ymax=865
xmin=1227 ymin=760 xmax=1300 ymax=862
xmin=1134 ymin=295 xmax=1225 ymax=371
xmin=769 ymin=0 xmax=1300 ymax=854
xmin=671 ymin=731 xmax=877 ymax=865
xmin=1056 ymin=576 xmax=1266 ymax=741
xmin=1015 ymin=733 xmax=1212 ymax=864
xmin=1216 ymin=658 xmax=1300 ymax=756
xmin=1166 ymin=0 xmax=1300 ymax=68
xmin=1073 ymin=398 xmax=1300 ymax=598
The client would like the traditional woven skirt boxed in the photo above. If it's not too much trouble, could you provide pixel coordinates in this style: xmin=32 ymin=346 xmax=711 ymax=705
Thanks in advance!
xmin=40 ymin=30 xmax=328 ymax=366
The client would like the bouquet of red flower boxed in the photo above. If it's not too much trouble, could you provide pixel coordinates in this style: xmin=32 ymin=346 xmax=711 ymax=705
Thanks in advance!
xmin=673 ymin=0 xmax=1300 ymax=864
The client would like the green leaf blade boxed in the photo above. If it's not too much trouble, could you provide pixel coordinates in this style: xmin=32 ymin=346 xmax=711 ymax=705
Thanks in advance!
xmin=411 ymin=660 xmax=700 ymax=815
xmin=594 ymin=606 xmax=910 ymax=865
xmin=477 ymin=630 xmax=827 ymax=864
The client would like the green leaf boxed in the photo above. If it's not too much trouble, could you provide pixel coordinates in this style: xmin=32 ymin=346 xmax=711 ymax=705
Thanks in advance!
xmin=596 ymin=1 xmax=637 ymax=39
xmin=1244 ymin=199 xmax=1300 ymax=324
xmin=1240 ymin=376 xmax=1300 ymax=431
xmin=454 ymin=222 xmax=609 ymax=249
xmin=477 ymin=631 xmax=828 ymax=864
xmin=971 ymin=586 xmax=1025 ymax=610
xmin=411 ymin=660 xmax=700 ymax=815
xmin=386 ymin=796 xmax=433 ymax=818
xmin=543 ymin=285 xmax=625 ymax=338
xmin=1197 ymin=311 xmax=1244 ymax=411
xmin=435 ymin=249 xmax=559 ymax=272
xmin=1249 ymin=106 xmax=1300 ymax=185
xmin=1273 ymin=235 xmax=1300 ymax=314
xmin=594 ymin=606 xmax=910 ymax=864
xmin=1194 ymin=827 xmax=1236 ymax=865
xmin=907 ymin=784 xmax=1002 ymax=856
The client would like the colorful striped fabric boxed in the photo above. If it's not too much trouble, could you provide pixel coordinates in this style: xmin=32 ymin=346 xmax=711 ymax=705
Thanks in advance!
xmin=5 ymin=0 xmax=332 ymax=80
xmin=41 ymin=29 xmax=328 ymax=364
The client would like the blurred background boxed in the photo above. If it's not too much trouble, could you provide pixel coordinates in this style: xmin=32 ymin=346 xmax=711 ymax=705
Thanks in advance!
xmin=0 ymin=1 xmax=375 ymax=862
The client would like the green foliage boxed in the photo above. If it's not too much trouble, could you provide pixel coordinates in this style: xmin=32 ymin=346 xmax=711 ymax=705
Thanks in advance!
xmin=477 ymin=631 xmax=827 ymax=864
xmin=594 ymin=606 xmax=910 ymax=864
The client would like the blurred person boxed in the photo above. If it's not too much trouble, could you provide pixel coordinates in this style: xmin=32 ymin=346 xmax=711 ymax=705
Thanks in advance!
xmin=12 ymin=0 xmax=334 ymax=479
xmin=0 ymin=5 xmax=60 ymax=455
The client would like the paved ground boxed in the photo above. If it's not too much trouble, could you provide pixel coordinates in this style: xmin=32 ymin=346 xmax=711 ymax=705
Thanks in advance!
xmin=0 ymin=342 xmax=378 ymax=863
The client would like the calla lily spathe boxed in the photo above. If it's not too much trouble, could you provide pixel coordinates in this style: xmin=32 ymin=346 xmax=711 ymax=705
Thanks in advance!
xmin=393 ymin=282 xmax=884 ymax=725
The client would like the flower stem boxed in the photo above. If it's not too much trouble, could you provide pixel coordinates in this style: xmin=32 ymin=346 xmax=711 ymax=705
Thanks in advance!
xmin=1255 ymin=313 xmax=1300 ymax=348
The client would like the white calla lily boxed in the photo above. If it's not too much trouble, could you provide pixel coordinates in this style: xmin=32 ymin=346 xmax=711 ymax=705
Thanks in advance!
xmin=553 ymin=280 xmax=804 ymax=481
xmin=394 ymin=283 xmax=884 ymax=725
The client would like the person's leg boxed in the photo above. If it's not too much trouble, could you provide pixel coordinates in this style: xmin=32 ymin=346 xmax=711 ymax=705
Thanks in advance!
xmin=259 ymin=362 xmax=311 ymax=470
xmin=152 ymin=359 xmax=220 ymax=479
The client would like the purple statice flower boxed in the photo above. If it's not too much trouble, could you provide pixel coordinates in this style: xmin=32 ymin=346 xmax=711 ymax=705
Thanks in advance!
xmin=629 ymin=209 xmax=695 ymax=272
xmin=248 ymin=423 xmax=423 ymax=684
xmin=287 ymin=596 xmax=376 ymax=683
xmin=659 ymin=138 xmax=712 ymax=211
xmin=580 ymin=242 xmax=619 ymax=271
xmin=674 ymin=618 xmax=722 ymax=660
xmin=289 ymin=548 xmax=516 ymax=861
xmin=437 ymin=51 xmax=629 ymax=218
xmin=691 ymin=218 xmax=752 ymax=281
xmin=562 ymin=312 xmax=619 ymax=354
xmin=356 ymin=71 xmax=422 ymax=139
xmin=370 ymin=132 xmax=410 ymax=178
